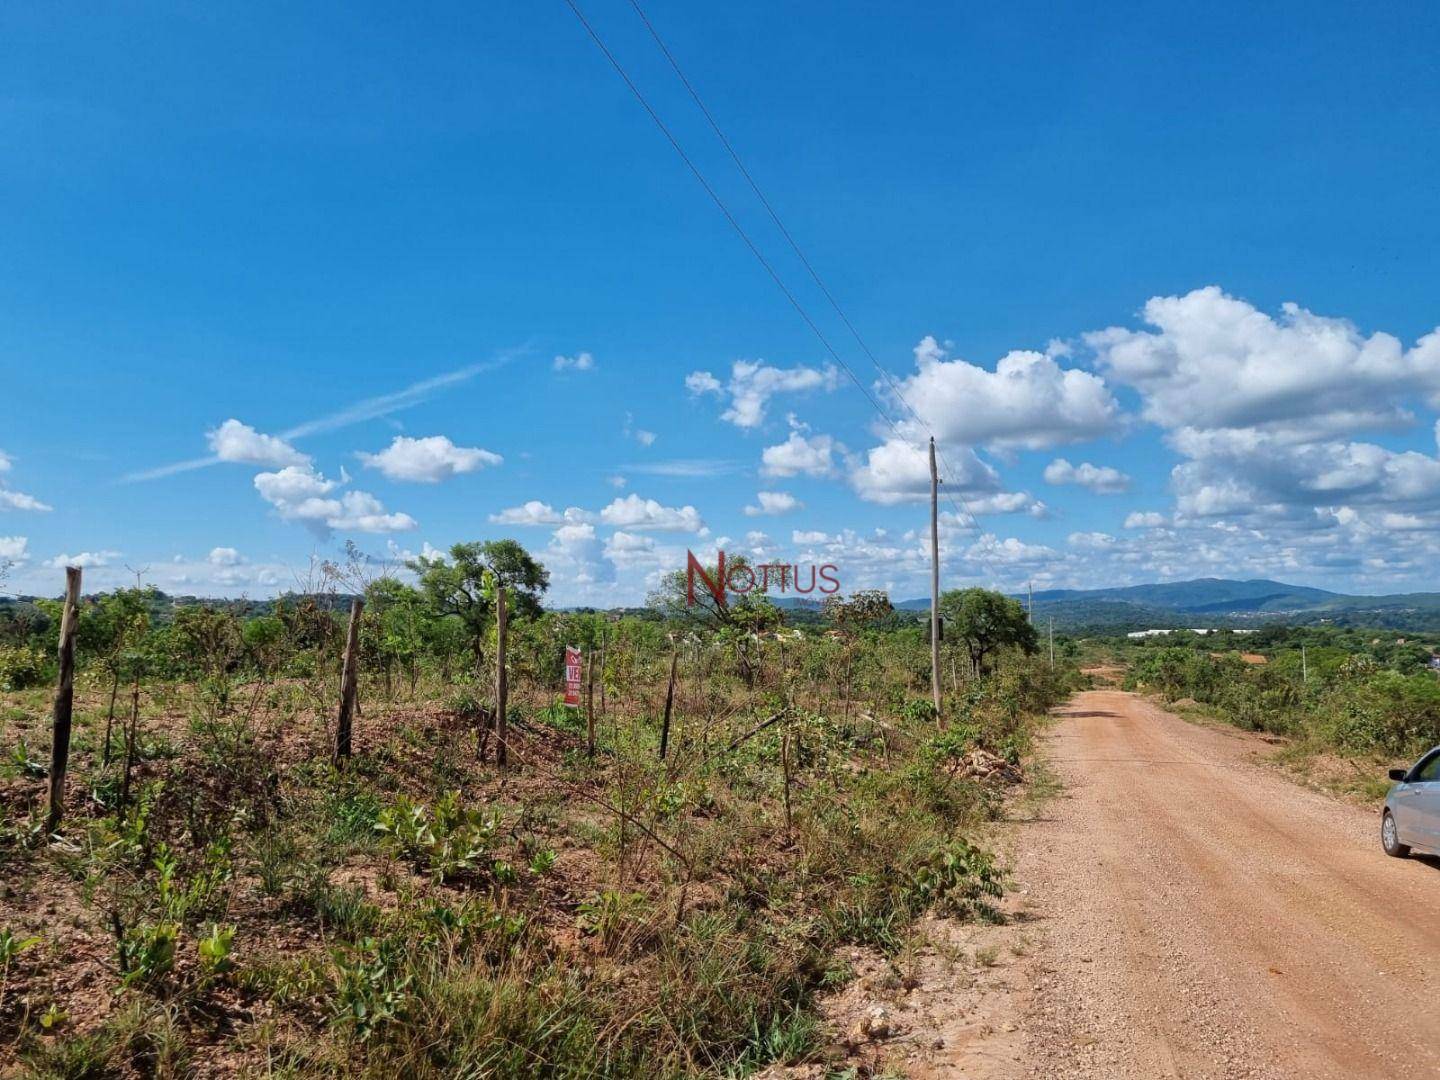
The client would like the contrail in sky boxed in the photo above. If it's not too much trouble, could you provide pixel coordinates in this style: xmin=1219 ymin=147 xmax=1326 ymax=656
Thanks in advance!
xmin=121 ymin=355 xmax=515 ymax=483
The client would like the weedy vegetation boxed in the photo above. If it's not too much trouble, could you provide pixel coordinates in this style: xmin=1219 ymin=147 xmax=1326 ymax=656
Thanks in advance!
xmin=0 ymin=542 xmax=1074 ymax=1077
xmin=1118 ymin=624 xmax=1440 ymax=797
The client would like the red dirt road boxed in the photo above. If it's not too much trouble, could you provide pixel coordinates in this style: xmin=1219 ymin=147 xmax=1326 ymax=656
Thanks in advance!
xmin=1017 ymin=690 xmax=1440 ymax=1079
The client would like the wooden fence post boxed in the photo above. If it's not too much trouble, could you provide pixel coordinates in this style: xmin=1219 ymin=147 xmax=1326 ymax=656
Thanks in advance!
xmin=781 ymin=724 xmax=793 ymax=838
xmin=597 ymin=625 xmax=607 ymax=716
xmin=46 ymin=566 xmax=82 ymax=833
xmin=658 ymin=644 xmax=678 ymax=761
xmin=585 ymin=646 xmax=596 ymax=758
xmin=332 ymin=597 xmax=364 ymax=765
xmin=495 ymin=586 xmax=508 ymax=771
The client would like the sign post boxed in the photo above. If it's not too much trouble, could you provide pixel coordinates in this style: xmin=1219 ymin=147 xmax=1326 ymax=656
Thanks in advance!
xmin=563 ymin=645 xmax=583 ymax=708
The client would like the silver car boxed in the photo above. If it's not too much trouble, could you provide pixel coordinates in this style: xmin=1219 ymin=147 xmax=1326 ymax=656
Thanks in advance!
xmin=1382 ymin=747 xmax=1440 ymax=857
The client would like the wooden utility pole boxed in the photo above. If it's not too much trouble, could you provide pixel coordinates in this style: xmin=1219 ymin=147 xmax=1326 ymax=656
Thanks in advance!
xmin=1028 ymin=580 xmax=1034 ymax=620
xmin=1049 ymin=615 xmax=1055 ymax=669
xmin=929 ymin=437 xmax=942 ymax=719
xmin=1301 ymin=644 xmax=1308 ymax=684
xmin=332 ymin=597 xmax=364 ymax=765
xmin=659 ymin=643 xmax=678 ymax=760
xmin=495 ymin=586 xmax=509 ymax=770
xmin=46 ymin=566 xmax=82 ymax=833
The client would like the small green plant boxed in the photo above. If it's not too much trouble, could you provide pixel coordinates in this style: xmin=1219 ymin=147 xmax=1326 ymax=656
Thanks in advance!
xmin=922 ymin=723 xmax=983 ymax=771
xmin=113 ymin=781 xmax=164 ymax=861
xmin=576 ymin=890 xmax=648 ymax=950
xmin=1 ymin=927 xmax=40 ymax=1006
xmin=0 ymin=926 xmax=40 ymax=966
xmin=153 ymin=839 xmax=233 ymax=925
xmin=908 ymin=839 xmax=1005 ymax=922
xmin=117 ymin=921 xmax=179 ymax=987
xmin=6 ymin=738 xmax=47 ymax=779
xmin=374 ymin=791 xmax=501 ymax=883
xmin=331 ymin=937 xmax=412 ymax=1040
xmin=527 ymin=847 xmax=557 ymax=876
xmin=197 ymin=923 xmax=236 ymax=976
xmin=899 ymin=697 xmax=939 ymax=726
xmin=742 ymin=1005 xmax=818 ymax=1068
xmin=972 ymin=944 xmax=1000 ymax=967
xmin=445 ymin=686 xmax=484 ymax=719
xmin=326 ymin=788 xmax=382 ymax=844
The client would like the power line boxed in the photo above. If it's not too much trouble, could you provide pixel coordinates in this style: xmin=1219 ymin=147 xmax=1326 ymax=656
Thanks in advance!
xmin=561 ymin=0 xmax=897 ymax=434
xmin=561 ymin=0 xmax=1002 ymax=584
xmin=623 ymin=0 xmax=999 ymax=555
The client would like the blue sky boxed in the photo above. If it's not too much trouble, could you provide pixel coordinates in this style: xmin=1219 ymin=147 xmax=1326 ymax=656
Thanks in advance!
xmin=4 ymin=1 xmax=1440 ymax=604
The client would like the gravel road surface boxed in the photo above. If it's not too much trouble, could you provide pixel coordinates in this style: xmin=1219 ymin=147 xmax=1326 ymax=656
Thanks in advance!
xmin=1017 ymin=689 xmax=1440 ymax=1079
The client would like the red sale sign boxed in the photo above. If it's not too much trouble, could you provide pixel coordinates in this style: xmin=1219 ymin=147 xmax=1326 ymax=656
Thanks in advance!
xmin=563 ymin=646 xmax=583 ymax=708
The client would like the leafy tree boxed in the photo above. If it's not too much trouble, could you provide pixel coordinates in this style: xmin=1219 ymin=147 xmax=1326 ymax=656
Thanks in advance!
xmin=364 ymin=578 xmax=430 ymax=697
xmin=939 ymin=588 xmax=1037 ymax=673
xmin=822 ymin=589 xmax=894 ymax=632
xmin=168 ymin=605 xmax=244 ymax=679
xmin=823 ymin=590 xmax=894 ymax=720
xmin=77 ymin=588 xmax=159 ymax=766
xmin=647 ymin=553 xmax=780 ymax=632
xmin=647 ymin=554 xmax=785 ymax=685
xmin=409 ymin=540 xmax=549 ymax=671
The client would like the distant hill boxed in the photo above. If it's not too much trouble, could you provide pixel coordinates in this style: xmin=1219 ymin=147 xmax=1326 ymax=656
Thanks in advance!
xmin=10 ymin=578 xmax=1440 ymax=636
xmin=897 ymin=578 xmax=1440 ymax=634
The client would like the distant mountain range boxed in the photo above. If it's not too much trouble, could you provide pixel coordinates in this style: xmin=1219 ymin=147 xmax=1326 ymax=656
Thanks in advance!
xmin=8 ymin=577 xmax=1440 ymax=636
xmin=892 ymin=578 xmax=1440 ymax=634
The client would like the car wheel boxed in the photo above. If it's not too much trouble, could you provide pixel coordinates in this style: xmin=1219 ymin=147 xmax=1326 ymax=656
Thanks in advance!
xmin=1382 ymin=810 xmax=1410 ymax=858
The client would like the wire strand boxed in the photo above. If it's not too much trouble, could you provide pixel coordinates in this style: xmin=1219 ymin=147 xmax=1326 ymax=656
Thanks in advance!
xmin=562 ymin=0 xmax=1001 ymax=586
xmin=623 ymin=0 xmax=1000 ymax=562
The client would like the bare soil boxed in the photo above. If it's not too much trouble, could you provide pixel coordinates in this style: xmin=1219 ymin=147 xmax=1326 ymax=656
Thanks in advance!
xmin=799 ymin=689 xmax=1440 ymax=1078
xmin=1011 ymin=689 xmax=1440 ymax=1078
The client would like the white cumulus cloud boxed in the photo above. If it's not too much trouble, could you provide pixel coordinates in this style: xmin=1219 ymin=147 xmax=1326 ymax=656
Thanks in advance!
xmin=47 ymin=550 xmax=120 ymax=569
xmin=0 ymin=490 xmax=52 ymax=512
xmin=1124 ymin=511 xmax=1169 ymax=529
xmin=850 ymin=438 xmax=1012 ymax=506
xmin=254 ymin=465 xmax=415 ymax=534
xmin=208 ymin=419 xmax=310 ymax=468
xmin=686 ymin=360 xmax=839 ymax=428
xmin=1086 ymin=286 xmax=1440 ymax=441
xmin=599 ymin=494 xmax=705 ymax=533
xmin=358 ymin=435 xmax=502 ymax=483
xmin=489 ymin=501 xmax=593 ymax=526
xmin=0 ymin=450 xmax=52 ymax=512
xmin=761 ymin=429 xmax=842 ymax=478
xmin=1043 ymin=458 xmax=1131 ymax=494
xmin=888 ymin=336 xmax=1121 ymax=450
xmin=553 ymin=351 xmax=596 ymax=372
xmin=743 ymin=491 xmax=802 ymax=517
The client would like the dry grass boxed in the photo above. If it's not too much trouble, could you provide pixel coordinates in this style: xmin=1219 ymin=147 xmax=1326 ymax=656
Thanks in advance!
xmin=0 ymin=633 xmax=1073 ymax=1078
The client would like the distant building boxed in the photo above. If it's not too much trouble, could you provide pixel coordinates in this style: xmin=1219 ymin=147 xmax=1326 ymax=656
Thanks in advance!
xmin=1125 ymin=628 xmax=1256 ymax=639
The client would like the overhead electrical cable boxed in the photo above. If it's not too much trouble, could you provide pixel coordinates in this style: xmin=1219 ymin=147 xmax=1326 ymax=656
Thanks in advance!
xmin=561 ymin=0 xmax=1002 ymax=582
xmin=622 ymin=0 xmax=997 ymax=546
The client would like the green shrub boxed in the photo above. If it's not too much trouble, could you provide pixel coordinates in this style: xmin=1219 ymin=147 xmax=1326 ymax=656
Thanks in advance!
xmin=907 ymin=838 xmax=1005 ymax=921
xmin=0 ymin=646 xmax=47 ymax=690
xmin=117 ymin=922 xmax=178 ymax=987
xmin=375 ymin=791 xmax=502 ymax=884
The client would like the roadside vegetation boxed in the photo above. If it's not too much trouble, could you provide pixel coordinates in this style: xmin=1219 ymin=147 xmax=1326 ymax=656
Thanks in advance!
xmin=0 ymin=544 xmax=1074 ymax=1077
xmin=1117 ymin=624 xmax=1440 ymax=796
